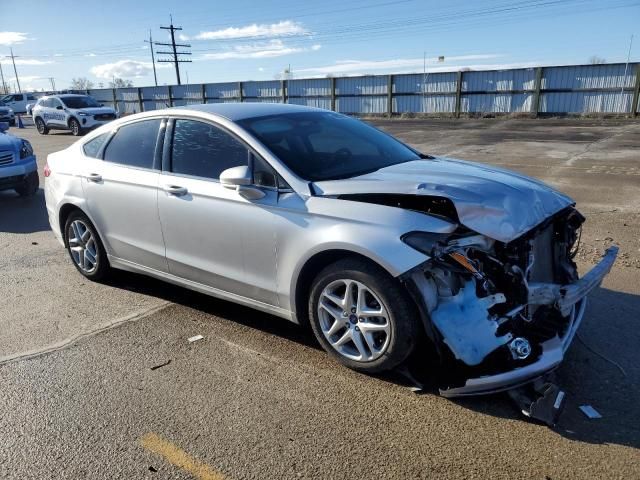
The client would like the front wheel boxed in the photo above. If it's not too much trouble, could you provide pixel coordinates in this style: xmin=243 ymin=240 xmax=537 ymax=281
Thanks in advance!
xmin=35 ymin=117 xmax=49 ymax=135
xmin=308 ymin=258 xmax=420 ymax=373
xmin=15 ymin=171 xmax=39 ymax=197
xmin=69 ymin=118 xmax=82 ymax=136
xmin=64 ymin=211 xmax=110 ymax=281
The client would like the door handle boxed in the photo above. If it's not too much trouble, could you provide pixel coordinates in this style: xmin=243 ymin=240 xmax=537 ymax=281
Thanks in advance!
xmin=164 ymin=185 xmax=188 ymax=196
xmin=87 ymin=173 xmax=102 ymax=182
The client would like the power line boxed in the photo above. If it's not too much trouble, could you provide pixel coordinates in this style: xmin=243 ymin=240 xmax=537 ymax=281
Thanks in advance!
xmin=156 ymin=16 xmax=192 ymax=85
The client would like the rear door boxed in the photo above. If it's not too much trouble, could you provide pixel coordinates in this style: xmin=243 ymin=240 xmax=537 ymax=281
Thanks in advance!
xmin=157 ymin=117 xmax=279 ymax=304
xmin=82 ymin=118 xmax=168 ymax=271
xmin=45 ymin=98 xmax=67 ymax=128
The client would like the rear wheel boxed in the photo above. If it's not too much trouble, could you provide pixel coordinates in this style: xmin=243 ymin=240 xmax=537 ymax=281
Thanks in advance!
xmin=15 ymin=171 xmax=39 ymax=197
xmin=308 ymin=257 xmax=420 ymax=373
xmin=63 ymin=211 xmax=110 ymax=281
xmin=35 ymin=117 xmax=49 ymax=135
xmin=69 ymin=118 xmax=82 ymax=136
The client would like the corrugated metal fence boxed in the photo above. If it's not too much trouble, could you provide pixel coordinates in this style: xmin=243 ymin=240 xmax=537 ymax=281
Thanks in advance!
xmin=87 ymin=62 xmax=640 ymax=116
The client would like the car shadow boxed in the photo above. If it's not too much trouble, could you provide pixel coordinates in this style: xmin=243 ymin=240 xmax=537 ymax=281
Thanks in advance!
xmin=104 ymin=268 xmax=639 ymax=450
xmin=0 ymin=189 xmax=51 ymax=233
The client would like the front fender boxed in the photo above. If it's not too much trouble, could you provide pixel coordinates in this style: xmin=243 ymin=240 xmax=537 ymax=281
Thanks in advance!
xmin=275 ymin=194 xmax=457 ymax=314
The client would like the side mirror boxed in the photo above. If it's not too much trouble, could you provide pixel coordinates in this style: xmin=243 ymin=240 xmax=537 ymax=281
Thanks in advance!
xmin=56 ymin=105 xmax=63 ymax=110
xmin=219 ymin=165 xmax=265 ymax=200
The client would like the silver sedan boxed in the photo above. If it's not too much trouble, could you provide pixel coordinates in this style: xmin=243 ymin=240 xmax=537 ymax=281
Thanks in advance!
xmin=44 ymin=103 xmax=617 ymax=398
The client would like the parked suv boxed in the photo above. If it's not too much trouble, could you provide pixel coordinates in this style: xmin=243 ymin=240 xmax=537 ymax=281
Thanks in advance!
xmin=0 ymin=122 xmax=38 ymax=196
xmin=32 ymin=94 xmax=117 ymax=136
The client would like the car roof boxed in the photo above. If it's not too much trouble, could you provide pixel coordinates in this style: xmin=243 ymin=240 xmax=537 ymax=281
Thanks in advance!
xmin=182 ymin=102 xmax=323 ymax=121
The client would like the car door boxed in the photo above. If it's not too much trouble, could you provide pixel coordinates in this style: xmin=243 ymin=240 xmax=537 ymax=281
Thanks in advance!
xmin=82 ymin=118 xmax=168 ymax=272
xmin=45 ymin=98 xmax=66 ymax=128
xmin=157 ymin=117 xmax=279 ymax=305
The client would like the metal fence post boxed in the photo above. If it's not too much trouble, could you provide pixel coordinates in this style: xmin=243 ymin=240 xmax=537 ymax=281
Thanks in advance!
xmin=454 ymin=71 xmax=463 ymax=118
xmin=201 ymin=83 xmax=206 ymax=104
xmin=137 ymin=87 xmax=143 ymax=112
xmin=532 ymin=67 xmax=543 ymax=117
xmin=631 ymin=64 xmax=640 ymax=117
xmin=387 ymin=74 xmax=393 ymax=117
xmin=330 ymin=77 xmax=336 ymax=111
xmin=282 ymin=79 xmax=287 ymax=104
xmin=238 ymin=82 xmax=244 ymax=102
xmin=168 ymin=85 xmax=173 ymax=107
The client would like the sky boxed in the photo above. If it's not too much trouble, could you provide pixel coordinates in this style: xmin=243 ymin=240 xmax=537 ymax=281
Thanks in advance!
xmin=1 ymin=0 xmax=639 ymax=91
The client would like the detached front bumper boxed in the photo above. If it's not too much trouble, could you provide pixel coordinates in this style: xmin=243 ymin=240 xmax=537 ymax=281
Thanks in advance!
xmin=440 ymin=246 xmax=618 ymax=397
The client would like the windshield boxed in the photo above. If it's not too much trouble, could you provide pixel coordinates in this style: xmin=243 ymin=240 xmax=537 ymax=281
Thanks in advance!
xmin=238 ymin=112 xmax=420 ymax=181
xmin=60 ymin=96 xmax=101 ymax=109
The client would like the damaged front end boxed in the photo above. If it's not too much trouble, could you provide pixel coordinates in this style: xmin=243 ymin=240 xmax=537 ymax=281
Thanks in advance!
xmin=401 ymin=207 xmax=618 ymax=397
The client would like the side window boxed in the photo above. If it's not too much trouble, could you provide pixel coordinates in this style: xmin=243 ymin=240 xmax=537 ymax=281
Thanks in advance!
xmin=13 ymin=94 xmax=24 ymax=101
xmin=27 ymin=95 xmax=36 ymax=101
xmin=171 ymin=119 xmax=248 ymax=179
xmin=103 ymin=119 xmax=161 ymax=169
xmin=83 ymin=133 xmax=110 ymax=158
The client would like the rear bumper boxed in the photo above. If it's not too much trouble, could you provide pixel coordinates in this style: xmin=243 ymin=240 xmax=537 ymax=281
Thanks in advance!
xmin=439 ymin=246 xmax=618 ymax=397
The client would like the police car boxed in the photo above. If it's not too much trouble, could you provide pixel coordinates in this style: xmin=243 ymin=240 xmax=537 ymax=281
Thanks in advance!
xmin=32 ymin=94 xmax=117 ymax=136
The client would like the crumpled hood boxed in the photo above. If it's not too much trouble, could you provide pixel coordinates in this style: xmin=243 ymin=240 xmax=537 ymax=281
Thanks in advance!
xmin=312 ymin=157 xmax=574 ymax=243
xmin=70 ymin=107 xmax=115 ymax=115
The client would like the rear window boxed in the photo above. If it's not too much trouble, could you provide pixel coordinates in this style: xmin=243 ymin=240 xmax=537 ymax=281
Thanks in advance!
xmin=103 ymin=119 xmax=161 ymax=169
xmin=83 ymin=133 xmax=110 ymax=158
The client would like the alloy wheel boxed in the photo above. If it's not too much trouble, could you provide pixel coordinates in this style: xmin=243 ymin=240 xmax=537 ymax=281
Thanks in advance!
xmin=317 ymin=279 xmax=391 ymax=362
xmin=67 ymin=220 xmax=98 ymax=273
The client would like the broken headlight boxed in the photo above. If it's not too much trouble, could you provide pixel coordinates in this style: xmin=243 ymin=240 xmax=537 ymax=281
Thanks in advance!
xmin=401 ymin=232 xmax=450 ymax=257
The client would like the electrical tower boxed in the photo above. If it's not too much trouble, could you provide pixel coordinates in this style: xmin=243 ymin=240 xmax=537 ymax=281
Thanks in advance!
xmin=156 ymin=17 xmax=191 ymax=85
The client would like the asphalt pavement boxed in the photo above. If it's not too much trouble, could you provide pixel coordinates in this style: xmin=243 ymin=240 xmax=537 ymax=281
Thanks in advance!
xmin=0 ymin=118 xmax=638 ymax=479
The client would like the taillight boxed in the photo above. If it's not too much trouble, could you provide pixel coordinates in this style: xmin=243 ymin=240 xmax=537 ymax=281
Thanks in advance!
xmin=43 ymin=162 xmax=51 ymax=177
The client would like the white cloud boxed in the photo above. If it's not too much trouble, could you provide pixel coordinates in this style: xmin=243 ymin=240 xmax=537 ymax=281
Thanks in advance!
xmin=0 ymin=32 xmax=30 ymax=45
xmin=195 ymin=20 xmax=307 ymax=40
xmin=311 ymin=44 xmax=322 ymax=51
xmin=53 ymin=53 xmax=64 ymax=57
xmin=178 ymin=34 xmax=190 ymax=42
xmin=90 ymin=59 xmax=155 ymax=79
xmin=201 ymin=39 xmax=304 ymax=60
xmin=258 ymin=67 xmax=265 ymax=71
xmin=85 ymin=53 xmax=97 ymax=57
xmin=0 ymin=58 xmax=53 ymax=66
xmin=296 ymin=54 xmax=505 ymax=75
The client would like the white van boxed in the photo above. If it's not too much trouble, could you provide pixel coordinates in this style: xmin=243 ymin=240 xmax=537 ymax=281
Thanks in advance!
xmin=0 ymin=93 xmax=39 ymax=114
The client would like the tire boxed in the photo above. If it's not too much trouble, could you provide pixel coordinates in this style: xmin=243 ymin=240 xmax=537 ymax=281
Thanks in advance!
xmin=35 ymin=117 xmax=49 ymax=135
xmin=308 ymin=257 xmax=420 ymax=373
xmin=69 ymin=118 xmax=82 ymax=136
xmin=63 ymin=211 xmax=110 ymax=281
xmin=15 ymin=171 xmax=39 ymax=197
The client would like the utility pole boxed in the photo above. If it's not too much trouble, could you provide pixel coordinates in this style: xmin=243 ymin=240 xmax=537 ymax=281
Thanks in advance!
xmin=7 ymin=48 xmax=21 ymax=93
xmin=48 ymin=77 xmax=56 ymax=91
xmin=144 ymin=30 xmax=158 ymax=86
xmin=156 ymin=16 xmax=191 ymax=85
xmin=0 ymin=61 xmax=7 ymax=94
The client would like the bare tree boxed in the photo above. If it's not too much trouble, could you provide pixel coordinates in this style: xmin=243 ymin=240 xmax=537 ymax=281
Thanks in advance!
xmin=589 ymin=56 xmax=606 ymax=64
xmin=70 ymin=77 xmax=94 ymax=90
xmin=109 ymin=78 xmax=134 ymax=88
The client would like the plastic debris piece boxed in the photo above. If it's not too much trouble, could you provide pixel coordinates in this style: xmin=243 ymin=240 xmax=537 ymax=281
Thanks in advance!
xmin=150 ymin=359 xmax=171 ymax=371
xmin=579 ymin=405 xmax=602 ymax=419
xmin=188 ymin=334 xmax=204 ymax=343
